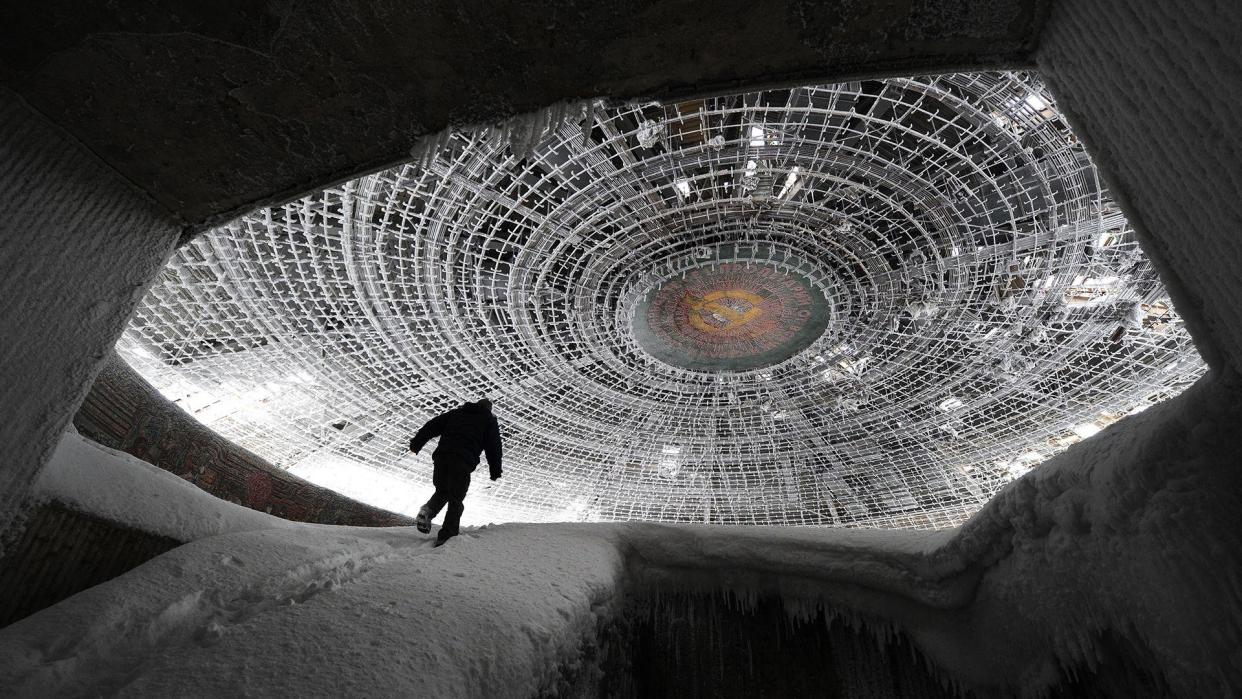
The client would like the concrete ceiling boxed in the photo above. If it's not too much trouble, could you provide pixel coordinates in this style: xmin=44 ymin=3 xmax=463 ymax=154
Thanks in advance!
xmin=0 ymin=0 xmax=1048 ymax=228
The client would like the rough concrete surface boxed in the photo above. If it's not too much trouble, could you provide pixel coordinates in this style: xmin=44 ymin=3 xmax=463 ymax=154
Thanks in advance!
xmin=1037 ymin=0 xmax=1242 ymax=374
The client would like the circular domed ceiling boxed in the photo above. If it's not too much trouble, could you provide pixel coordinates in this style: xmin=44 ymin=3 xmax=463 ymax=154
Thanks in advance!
xmin=120 ymin=72 xmax=1205 ymax=528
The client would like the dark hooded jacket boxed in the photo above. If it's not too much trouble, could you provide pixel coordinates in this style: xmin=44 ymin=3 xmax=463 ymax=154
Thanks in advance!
xmin=410 ymin=400 xmax=503 ymax=478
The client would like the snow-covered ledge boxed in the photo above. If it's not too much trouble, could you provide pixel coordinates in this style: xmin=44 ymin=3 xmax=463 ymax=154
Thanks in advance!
xmin=3 ymin=370 xmax=1239 ymax=696
xmin=31 ymin=429 xmax=296 ymax=543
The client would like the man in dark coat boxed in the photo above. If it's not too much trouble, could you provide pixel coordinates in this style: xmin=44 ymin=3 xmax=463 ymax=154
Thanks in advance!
xmin=409 ymin=398 xmax=503 ymax=545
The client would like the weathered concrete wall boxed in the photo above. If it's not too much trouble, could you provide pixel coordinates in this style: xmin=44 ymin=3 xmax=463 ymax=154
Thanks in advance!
xmin=0 ymin=89 xmax=181 ymax=541
xmin=1037 ymin=0 xmax=1242 ymax=373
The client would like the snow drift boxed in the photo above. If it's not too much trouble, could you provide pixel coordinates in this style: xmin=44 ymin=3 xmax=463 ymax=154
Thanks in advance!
xmin=3 ymin=370 xmax=1242 ymax=697
xmin=31 ymin=428 xmax=297 ymax=542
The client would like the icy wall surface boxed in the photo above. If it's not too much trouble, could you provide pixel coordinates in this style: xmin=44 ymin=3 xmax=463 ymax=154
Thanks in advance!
xmin=4 ymin=371 xmax=1241 ymax=696
xmin=612 ymin=594 xmax=960 ymax=698
xmin=74 ymin=353 xmax=413 ymax=527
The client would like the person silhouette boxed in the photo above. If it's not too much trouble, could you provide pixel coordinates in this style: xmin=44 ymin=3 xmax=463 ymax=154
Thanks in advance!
xmin=409 ymin=398 xmax=503 ymax=545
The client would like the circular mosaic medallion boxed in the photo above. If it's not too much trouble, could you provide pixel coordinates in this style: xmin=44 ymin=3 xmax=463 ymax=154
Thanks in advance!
xmin=632 ymin=262 xmax=832 ymax=372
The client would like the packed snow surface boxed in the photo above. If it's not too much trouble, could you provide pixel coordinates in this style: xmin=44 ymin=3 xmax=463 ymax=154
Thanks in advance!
xmin=5 ymin=372 xmax=1242 ymax=697
xmin=0 ymin=520 xmax=951 ymax=698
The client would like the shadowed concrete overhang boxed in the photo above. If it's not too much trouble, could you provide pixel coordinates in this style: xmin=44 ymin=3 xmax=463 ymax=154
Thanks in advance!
xmin=0 ymin=0 xmax=1048 ymax=229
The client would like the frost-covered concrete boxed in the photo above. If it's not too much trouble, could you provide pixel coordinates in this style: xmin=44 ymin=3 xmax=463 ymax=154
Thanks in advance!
xmin=931 ymin=369 xmax=1242 ymax=695
xmin=0 ymin=89 xmax=180 ymax=541
xmin=1037 ymin=0 xmax=1242 ymax=372
xmin=33 ymin=429 xmax=295 ymax=543
xmin=2 ymin=0 xmax=1242 ymax=695
xmin=0 ymin=520 xmax=625 ymax=697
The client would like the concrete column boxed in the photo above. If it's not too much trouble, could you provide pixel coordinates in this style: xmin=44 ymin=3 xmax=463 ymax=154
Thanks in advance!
xmin=1038 ymin=0 xmax=1242 ymax=373
xmin=0 ymin=89 xmax=181 ymax=541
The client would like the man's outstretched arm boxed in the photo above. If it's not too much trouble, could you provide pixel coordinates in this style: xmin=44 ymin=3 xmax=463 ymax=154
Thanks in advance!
xmin=410 ymin=413 xmax=447 ymax=453
xmin=485 ymin=419 xmax=503 ymax=480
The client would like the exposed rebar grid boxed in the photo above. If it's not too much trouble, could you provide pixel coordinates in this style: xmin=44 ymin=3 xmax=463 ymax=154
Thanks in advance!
xmin=119 ymin=72 xmax=1205 ymax=528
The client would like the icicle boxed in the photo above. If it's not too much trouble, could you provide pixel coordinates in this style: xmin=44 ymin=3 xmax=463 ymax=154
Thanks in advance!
xmin=578 ymin=102 xmax=596 ymax=149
